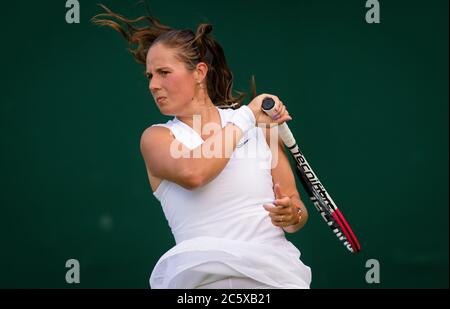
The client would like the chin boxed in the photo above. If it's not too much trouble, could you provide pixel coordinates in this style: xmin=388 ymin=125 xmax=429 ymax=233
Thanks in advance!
xmin=157 ymin=105 xmax=175 ymax=117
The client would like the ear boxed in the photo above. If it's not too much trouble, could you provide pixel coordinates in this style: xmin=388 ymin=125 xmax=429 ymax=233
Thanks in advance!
xmin=194 ymin=62 xmax=209 ymax=83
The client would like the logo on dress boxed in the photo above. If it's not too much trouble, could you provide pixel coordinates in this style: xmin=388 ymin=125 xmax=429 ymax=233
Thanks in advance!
xmin=236 ymin=138 xmax=250 ymax=148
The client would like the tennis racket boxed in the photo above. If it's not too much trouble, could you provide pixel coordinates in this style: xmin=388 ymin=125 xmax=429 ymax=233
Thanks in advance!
xmin=261 ymin=97 xmax=361 ymax=253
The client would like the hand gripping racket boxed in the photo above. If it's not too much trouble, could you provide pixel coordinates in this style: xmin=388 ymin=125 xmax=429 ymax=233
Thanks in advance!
xmin=261 ymin=97 xmax=361 ymax=253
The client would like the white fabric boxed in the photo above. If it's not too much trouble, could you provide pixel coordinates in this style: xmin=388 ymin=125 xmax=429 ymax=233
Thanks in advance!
xmin=227 ymin=105 xmax=256 ymax=134
xmin=149 ymin=106 xmax=311 ymax=289
xmin=196 ymin=276 xmax=274 ymax=289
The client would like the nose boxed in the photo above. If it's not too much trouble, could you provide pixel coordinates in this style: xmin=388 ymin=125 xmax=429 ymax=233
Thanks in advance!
xmin=149 ymin=77 xmax=161 ymax=95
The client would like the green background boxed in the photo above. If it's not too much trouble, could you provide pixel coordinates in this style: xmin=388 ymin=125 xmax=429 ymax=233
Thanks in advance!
xmin=0 ymin=0 xmax=448 ymax=288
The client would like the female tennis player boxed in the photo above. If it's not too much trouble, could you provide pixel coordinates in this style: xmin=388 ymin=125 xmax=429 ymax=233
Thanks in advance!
xmin=92 ymin=5 xmax=311 ymax=289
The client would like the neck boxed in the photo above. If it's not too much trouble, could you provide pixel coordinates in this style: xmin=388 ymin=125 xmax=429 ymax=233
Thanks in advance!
xmin=177 ymin=97 xmax=220 ymax=132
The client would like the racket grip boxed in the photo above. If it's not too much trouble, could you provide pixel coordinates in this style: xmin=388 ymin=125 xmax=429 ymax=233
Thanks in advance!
xmin=278 ymin=123 xmax=296 ymax=148
xmin=261 ymin=97 xmax=297 ymax=148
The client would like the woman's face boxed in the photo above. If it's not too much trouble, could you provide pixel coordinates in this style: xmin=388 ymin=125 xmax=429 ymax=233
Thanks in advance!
xmin=146 ymin=43 xmax=197 ymax=116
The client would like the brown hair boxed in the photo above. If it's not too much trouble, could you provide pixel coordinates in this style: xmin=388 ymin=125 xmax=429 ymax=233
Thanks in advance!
xmin=91 ymin=4 xmax=256 ymax=109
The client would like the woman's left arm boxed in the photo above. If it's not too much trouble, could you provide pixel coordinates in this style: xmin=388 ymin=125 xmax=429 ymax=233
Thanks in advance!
xmin=264 ymin=127 xmax=308 ymax=233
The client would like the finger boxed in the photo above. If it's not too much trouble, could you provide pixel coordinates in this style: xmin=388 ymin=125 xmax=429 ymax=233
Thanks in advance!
xmin=279 ymin=104 xmax=286 ymax=117
xmin=274 ymin=109 xmax=284 ymax=121
xmin=278 ymin=114 xmax=292 ymax=123
xmin=277 ymin=108 xmax=292 ymax=123
xmin=281 ymin=105 xmax=289 ymax=119
xmin=264 ymin=204 xmax=286 ymax=215
xmin=271 ymin=209 xmax=298 ymax=224
xmin=274 ymin=183 xmax=284 ymax=200
xmin=269 ymin=212 xmax=283 ymax=220
xmin=277 ymin=104 xmax=286 ymax=120
xmin=274 ymin=196 xmax=291 ymax=208
xmin=262 ymin=203 xmax=276 ymax=212
xmin=274 ymin=99 xmax=282 ymax=113
xmin=273 ymin=104 xmax=282 ymax=117
xmin=269 ymin=212 xmax=290 ymax=223
xmin=267 ymin=206 xmax=283 ymax=215
xmin=271 ymin=218 xmax=283 ymax=227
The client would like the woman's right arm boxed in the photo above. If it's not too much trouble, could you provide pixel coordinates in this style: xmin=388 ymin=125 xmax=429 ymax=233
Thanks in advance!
xmin=140 ymin=121 xmax=244 ymax=190
xmin=140 ymin=94 xmax=291 ymax=190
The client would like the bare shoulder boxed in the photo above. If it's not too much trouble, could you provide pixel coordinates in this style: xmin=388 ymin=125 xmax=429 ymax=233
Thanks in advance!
xmin=140 ymin=126 xmax=174 ymax=191
xmin=141 ymin=125 xmax=171 ymax=140
xmin=140 ymin=124 xmax=197 ymax=189
xmin=140 ymin=126 xmax=174 ymax=182
xmin=140 ymin=125 xmax=173 ymax=151
xmin=140 ymin=125 xmax=176 ymax=170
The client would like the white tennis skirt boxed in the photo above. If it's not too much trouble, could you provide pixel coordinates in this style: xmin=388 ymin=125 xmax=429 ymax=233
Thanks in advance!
xmin=149 ymin=236 xmax=312 ymax=289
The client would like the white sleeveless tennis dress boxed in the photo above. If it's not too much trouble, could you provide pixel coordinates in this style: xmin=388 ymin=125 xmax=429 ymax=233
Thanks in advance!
xmin=149 ymin=106 xmax=312 ymax=289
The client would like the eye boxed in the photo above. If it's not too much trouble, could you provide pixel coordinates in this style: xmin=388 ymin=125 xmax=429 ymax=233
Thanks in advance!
xmin=145 ymin=73 xmax=152 ymax=80
xmin=160 ymin=71 xmax=169 ymax=76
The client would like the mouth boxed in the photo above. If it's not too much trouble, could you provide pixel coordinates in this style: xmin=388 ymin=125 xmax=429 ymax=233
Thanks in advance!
xmin=156 ymin=97 xmax=166 ymax=104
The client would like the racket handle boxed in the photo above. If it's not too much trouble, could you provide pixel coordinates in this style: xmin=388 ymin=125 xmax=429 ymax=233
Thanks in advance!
xmin=261 ymin=97 xmax=297 ymax=148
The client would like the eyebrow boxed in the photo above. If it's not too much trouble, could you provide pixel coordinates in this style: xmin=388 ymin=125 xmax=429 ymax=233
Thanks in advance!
xmin=145 ymin=67 xmax=171 ymax=78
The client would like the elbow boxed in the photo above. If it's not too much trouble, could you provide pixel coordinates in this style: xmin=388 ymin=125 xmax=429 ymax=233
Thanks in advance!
xmin=184 ymin=176 xmax=204 ymax=190
xmin=180 ymin=168 xmax=205 ymax=190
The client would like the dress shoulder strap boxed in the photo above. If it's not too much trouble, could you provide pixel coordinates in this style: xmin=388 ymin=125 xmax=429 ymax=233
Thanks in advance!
xmin=151 ymin=118 xmax=203 ymax=150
